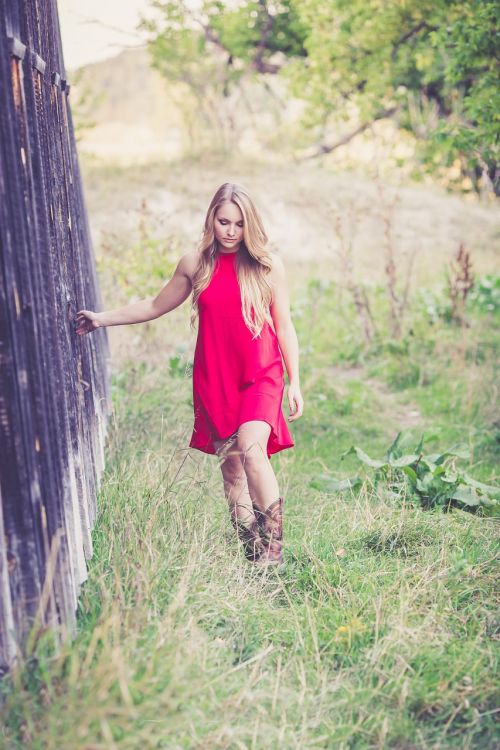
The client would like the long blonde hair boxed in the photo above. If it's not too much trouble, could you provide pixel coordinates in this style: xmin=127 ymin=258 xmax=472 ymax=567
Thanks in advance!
xmin=190 ymin=183 xmax=274 ymax=339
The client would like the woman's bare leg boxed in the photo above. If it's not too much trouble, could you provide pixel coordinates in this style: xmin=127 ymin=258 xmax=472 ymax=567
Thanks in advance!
xmin=234 ymin=421 xmax=280 ymax=514
xmin=214 ymin=424 xmax=283 ymax=564
xmin=213 ymin=433 xmax=255 ymax=526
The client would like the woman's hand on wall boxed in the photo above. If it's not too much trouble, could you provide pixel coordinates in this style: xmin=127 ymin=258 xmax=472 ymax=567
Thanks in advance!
xmin=74 ymin=310 xmax=102 ymax=336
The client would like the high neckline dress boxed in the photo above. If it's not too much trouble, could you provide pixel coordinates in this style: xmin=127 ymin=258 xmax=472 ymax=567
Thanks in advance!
xmin=189 ymin=249 xmax=295 ymax=459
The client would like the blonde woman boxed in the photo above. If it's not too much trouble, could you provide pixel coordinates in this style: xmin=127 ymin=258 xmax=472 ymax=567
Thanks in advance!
xmin=75 ymin=183 xmax=304 ymax=567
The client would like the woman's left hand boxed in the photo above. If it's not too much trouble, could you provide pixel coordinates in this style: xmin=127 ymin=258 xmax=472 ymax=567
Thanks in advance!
xmin=287 ymin=383 xmax=304 ymax=422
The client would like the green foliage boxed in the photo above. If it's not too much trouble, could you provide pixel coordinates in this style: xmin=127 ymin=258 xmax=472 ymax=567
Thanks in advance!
xmin=96 ymin=220 xmax=180 ymax=304
xmin=142 ymin=0 xmax=307 ymax=74
xmin=385 ymin=358 xmax=422 ymax=391
xmin=418 ymin=273 xmax=500 ymax=324
xmin=468 ymin=274 xmax=500 ymax=314
xmin=340 ymin=430 xmax=499 ymax=512
xmin=141 ymin=0 xmax=499 ymax=192
xmin=2 ymin=246 xmax=499 ymax=747
xmin=287 ymin=0 xmax=499 ymax=192
xmin=360 ymin=517 xmax=437 ymax=558
xmin=428 ymin=1 xmax=499 ymax=179
xmin=168 ymin=345 xmax=193 ymax=378
xmin=98 ymin=236 xmax=177 ymax=301
xmin=139 ymin=0 xmax=307 ymax=151
xmin=309 ymin=474 xmax=362 ymax=492
xmin=210 ymin=0 xmax=307 ymax=63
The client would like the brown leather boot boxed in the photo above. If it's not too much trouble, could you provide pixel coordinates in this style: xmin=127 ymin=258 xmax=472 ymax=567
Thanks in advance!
xmin=230 ymin=506 xmax=265 ymax=562
xmin=253 ymin=497 xmax=284 ymax=567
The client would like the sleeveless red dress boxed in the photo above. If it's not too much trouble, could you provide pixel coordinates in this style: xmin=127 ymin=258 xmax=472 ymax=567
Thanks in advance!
xmin=189 ymin=249 xmax=294 ymax=458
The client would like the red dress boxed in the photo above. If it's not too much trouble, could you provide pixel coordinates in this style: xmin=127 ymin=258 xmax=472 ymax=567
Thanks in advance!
xmin=189 ymin=249 xmax=294 ymax=458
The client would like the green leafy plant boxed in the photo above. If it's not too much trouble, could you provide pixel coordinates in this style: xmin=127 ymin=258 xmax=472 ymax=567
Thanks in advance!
xmin=416 ymin=286 xmax=452 ymax=325
xmin=340 ymin=431 xmax=499 ymax=513
xmin=309 ymin=475 xmax=362 ymax=493
xmin=168 ymin=349 xmax=193 ymax=379
xmin=468 ymin=274 xmax=500 ymax=314
xmin=418 ymin=273 xmax=500 ymax=325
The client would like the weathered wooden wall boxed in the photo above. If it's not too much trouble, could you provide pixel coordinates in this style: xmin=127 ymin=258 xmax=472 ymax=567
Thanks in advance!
xmin=0 ymin=0 xmax=111 ymax=673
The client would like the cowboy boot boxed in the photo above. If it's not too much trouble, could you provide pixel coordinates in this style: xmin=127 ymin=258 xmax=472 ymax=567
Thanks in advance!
xmin=229 ymin=504 xmax=265 ymax=562
xmin=253 ymin=497 xmax=284 ymax=566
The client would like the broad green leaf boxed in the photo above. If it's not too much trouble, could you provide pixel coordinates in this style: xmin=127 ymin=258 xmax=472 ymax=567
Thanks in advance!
xmin=415 ymin=433 xmax=425 ymax=455
xmin=402 ymin=465 xmax=417 ymax=483
xmin=462 ymin=472 xmax=500 ymax=498
xmin=324 ymin=477 xmax=362 ymax=492
xmin=451 ymin=486 xmax=481 ymax=506
xmin=441 ymin=472 xmax=458 ymax=484
xmin=352 ymin=447 xmax=388 ymax=469
xmin=389 ymin=454 xmax=420 ymax=468
xmin=427 ymin=445 xmax=470 ymax=465
xmin=342 ymin=445 xmax=387 ymax=469
xmin=421 ymin=458 xmax=438 ymax=473
xmin=476 ymin=496 xmax=498 ymax=508
xmin=310 ymin=474 xmax=362 ymax=493
xmin=416 ymin=475 xmax=433 ymax=492
xmin=386 ymin=431 xmax=403 ymax=460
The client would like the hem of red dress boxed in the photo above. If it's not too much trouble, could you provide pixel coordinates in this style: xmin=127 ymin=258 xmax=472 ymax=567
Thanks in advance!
xmin=189 ymin=441 xmax=295 ymax=458
xmin=189 ymin=418 xmax=294 ymax=458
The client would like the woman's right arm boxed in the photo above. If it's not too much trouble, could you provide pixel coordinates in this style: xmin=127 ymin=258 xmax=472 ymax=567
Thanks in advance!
xmin=74 ymin=251 xmax=197 ymax=336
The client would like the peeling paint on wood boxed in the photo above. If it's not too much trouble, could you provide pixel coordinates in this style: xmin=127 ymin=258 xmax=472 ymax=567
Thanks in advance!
xmin=13 ymin=286 xmax=20 ymax=318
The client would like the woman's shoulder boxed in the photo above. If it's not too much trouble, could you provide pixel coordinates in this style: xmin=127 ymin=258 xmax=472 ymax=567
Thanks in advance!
xmin=267 ymin=251 xmax=285 ymax=278
xmin=177 ymin=250 xmax=202 ymax=282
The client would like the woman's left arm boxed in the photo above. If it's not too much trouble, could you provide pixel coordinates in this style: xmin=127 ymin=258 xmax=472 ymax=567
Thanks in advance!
xmin=269 ymin=255 xmax=304 ymax=422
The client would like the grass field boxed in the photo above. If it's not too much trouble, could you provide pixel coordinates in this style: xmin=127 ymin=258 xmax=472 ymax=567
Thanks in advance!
xmin=1 ymin=158 xmax=499 ymax=749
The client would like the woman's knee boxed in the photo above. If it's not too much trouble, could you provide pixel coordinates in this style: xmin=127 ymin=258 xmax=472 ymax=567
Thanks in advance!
xmin=214 ymin=433 xmax=244 ymax=484
xmin=236 ymin=421 xmax=270 ymax=465
xmin=220 ymin=454 xmax=242 ymax=478
xmin=213 ymin=431 xmax=237 ymax=459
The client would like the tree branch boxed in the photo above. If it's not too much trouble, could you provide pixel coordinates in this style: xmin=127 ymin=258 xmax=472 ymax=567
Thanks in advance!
xmin=298 ymin=107 xmax=398 ymax=160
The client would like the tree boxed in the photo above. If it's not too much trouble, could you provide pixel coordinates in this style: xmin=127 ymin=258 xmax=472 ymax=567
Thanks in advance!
xmin=140 ymin=0 xmax=499 ymax=194
xmin=285 ymin=0 xmax=499 ymax=193
xmin=138 ymin=0 xmax=307 ymax=151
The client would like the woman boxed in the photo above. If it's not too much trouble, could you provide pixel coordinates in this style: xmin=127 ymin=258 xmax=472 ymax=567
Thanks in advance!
xmin=75 ymin=183 xmax=304 ymax=567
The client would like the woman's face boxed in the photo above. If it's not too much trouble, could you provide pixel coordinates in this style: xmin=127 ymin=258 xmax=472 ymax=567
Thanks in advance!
xmin=214 ymin=201 xmax=244 ymax=251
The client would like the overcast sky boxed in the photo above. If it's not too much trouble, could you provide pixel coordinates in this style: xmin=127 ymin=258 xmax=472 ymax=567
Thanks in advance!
xmin=57 ymin=0 xmax=151 ymax=70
